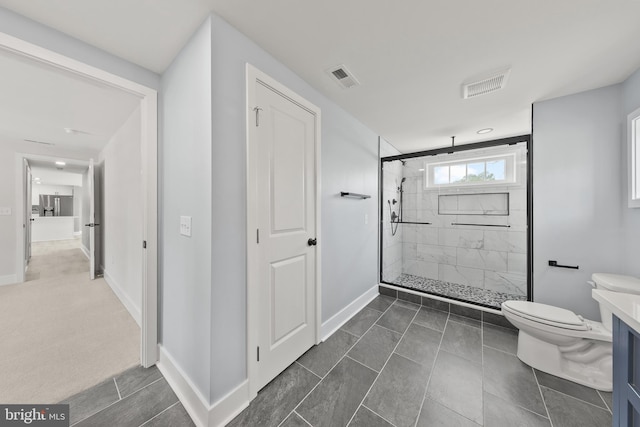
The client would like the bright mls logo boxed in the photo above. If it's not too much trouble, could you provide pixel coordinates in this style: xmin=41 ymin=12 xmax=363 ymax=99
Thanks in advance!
xmin=0 ymin=405 xmax=68 ymax=426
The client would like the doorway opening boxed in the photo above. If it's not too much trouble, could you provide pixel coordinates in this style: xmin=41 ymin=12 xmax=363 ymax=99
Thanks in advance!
xmin=24 ymin=156 xmax=91 ymax=282
xmin=1 ymin=30 xmax=158 ymax=402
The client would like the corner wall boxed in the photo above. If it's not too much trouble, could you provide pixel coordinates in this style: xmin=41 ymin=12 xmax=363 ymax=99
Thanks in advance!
xmin=533 ymin=85 xmax=624 ymax=319
xmin=160 ymin=17 xmax=213 ymax=402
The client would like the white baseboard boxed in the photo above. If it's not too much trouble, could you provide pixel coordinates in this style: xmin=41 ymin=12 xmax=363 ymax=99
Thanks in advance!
xmin=157 ymin=345 xmax=250 ymax=427
xmin=0 ymin=274 xmax=18 ymax=286
xmin=208 ymin=379 xmax=250 ymax=427
xmin=321 ymin=284 xmax=379 ymax=340
xmin=155 ymin=285 xmax=382 ymax=427
xmin=103 ymin=270 xmax=141 ymax=326
xmin=157 ymin=346 xmax=210 ymax=427
xmin=80 ymin=244 xmax=90 ymax=260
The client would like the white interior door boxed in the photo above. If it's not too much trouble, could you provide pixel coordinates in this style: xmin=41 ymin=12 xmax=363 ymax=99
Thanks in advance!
xmin=24 ymin=159 xmax=32 ymax=265
xmin=251 ymin=73 xmax=320 ymax=392
xmin=87 ymin=158 xmax=96 ymax=280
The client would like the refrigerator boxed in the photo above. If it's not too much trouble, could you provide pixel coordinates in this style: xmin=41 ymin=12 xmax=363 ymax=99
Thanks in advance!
xmin=39 ymin=194 xmax=74 ymax=217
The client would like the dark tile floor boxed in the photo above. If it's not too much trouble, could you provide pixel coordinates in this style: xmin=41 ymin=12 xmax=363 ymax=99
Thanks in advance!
xmin=67 ymin=289 xmax=613 ymax=427
xmin=228 ymin=289 xmax=613 ymax=427
xmin=60 ymin=365 xmax=194 ymax=427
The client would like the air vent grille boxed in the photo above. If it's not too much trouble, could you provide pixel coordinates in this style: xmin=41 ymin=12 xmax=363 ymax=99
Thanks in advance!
xmin=462 ymin=68 xmax=511 ymax=99
xmin=327 ymin=65 xmax=360 ymax=89
xmin=24 ymin=139 xmax=55 ymax=146
xmin=332 ymin=69 xmax=349 ymax=80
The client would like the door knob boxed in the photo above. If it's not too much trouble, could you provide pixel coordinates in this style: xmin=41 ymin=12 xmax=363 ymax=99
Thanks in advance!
xmin=307 ymin=238 xmax=317 ymax=246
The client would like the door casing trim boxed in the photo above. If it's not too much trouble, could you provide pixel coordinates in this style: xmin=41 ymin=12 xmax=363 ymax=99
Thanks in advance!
xmin=245 ymin=63 xmax=322 ymax=398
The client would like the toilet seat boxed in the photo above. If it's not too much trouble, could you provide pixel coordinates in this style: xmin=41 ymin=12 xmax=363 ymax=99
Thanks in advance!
xmin=502 ymin=301 xmax=589 ymax=331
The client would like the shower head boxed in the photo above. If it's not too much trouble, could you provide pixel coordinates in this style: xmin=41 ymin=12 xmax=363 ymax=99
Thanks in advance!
xmin=401 ymin=178 xmax=406 ymax=183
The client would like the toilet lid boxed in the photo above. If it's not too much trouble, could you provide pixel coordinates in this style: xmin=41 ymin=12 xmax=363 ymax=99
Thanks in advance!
xmin=502 ymin=301 xmax=588 ymax=331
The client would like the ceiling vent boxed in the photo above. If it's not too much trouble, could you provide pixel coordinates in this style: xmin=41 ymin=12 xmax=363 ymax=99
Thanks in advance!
xmin=24 ymin=139 xmax=55 ymax=146
xmin=462 ymin=68 xmax=511 ymax=99
xmin=327 ymin=65 xmax=360 ymax=89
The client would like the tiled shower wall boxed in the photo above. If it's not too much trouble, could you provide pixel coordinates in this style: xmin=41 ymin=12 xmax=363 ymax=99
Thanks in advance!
xmin=396 ymin=144 xmax=528 ymax=296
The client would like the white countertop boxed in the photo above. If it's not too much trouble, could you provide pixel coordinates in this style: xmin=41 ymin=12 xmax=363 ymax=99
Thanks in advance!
xmin=592 ymin=289 xmax=640 ymax=333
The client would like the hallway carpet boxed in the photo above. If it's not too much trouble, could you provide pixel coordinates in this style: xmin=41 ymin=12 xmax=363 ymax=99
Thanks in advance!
xmin=0 ymin=271 xmax=139 ymax=403
xmin=26 ymin=238 xmax=89 ymax=281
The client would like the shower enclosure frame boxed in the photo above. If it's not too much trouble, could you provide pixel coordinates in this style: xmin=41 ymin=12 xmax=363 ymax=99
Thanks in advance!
xmin=379 ymin=134 xmax=533 ymax=309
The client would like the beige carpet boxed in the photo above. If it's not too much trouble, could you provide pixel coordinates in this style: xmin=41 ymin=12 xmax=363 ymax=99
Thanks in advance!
xmin=0 ymin=271 xmax=140 ymax=403
xmin=26 ymin=239 xmax=89 ymax=281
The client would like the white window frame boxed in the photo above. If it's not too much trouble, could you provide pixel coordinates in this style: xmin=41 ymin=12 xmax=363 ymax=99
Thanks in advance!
xmin=629 ymin=106 xmax=640 ymax=208
xmin=425 ymin=152 xmax=517 ymax=188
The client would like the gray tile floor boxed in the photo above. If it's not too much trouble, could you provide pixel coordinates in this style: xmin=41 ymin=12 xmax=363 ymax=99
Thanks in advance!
xmin=67 ymin=290 xmax=613 ymax=427
xmin=228 ymin=290 xmax=613 ymax=427
xmin=60 ymin=365 xmax=194 ymax=427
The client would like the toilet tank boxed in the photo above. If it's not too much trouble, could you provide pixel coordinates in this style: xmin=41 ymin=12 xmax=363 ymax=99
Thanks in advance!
xmin=592 ymin=273 xmax=640 ymax=331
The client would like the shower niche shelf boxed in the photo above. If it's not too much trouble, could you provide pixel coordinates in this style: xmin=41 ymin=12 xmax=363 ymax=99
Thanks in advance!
xmin=438 ymin=192 xmax=509 ymax=216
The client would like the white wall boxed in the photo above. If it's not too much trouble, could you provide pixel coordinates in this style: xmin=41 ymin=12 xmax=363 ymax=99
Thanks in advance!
xmin=30 ymin=168 xmax=83 ymax=187
xmin=73 ymin=186 xmax=82 ymax=233
xmin=160 ymin=17 xmax=213 ymax=401
xmin=207 ymin=14 xmax=379 ymax=402
xmin=99 ymin=105 xmax=143 ymax=322
xmin=533 ymin=85 xmax=624 ymax=320
xmin=622 ymin=67 xmax=640 ymax=277
xmin=0 ymin=7 xmax=159 ymax=90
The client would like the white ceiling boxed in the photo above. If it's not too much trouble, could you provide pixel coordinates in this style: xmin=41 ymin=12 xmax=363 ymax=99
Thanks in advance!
xmin=0 ymin=47 xmax=141 ymax=152
xmin=1 ymin=0 xmax=640 ymax=152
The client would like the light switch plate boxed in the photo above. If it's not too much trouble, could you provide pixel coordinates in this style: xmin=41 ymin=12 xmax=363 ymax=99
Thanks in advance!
xmin=180 ymin=216 xmax=192 ymax=237
xmin=0 ymin=207 xmax=11 ymax=216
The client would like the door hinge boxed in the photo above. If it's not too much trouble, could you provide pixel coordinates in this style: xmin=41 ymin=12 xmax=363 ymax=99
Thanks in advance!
xmin=257 ymin=228 xmax=260 ymax=244
xmin=143 ymin=240 xmax=147 ymax=249
xmin=253 ymin=107 xmax=263 ymax=127
xmin=257 ymin=346 xmax=260 ymax=362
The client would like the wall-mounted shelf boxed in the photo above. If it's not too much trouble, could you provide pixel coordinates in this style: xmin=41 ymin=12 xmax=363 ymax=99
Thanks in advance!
xmin=340 ymin=192 xmax=371 ymax=200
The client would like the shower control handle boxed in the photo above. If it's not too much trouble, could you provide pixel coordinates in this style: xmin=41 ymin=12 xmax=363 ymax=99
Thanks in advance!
xmin=307 ymin=238 xmax=317 ymax=246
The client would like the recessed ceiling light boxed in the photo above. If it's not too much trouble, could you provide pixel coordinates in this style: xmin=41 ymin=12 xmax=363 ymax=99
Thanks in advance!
xmin=477 ymin=128 xmax=493 ymax=134
xmin=55 ymin=161 xmax=66 ymax=166
xmin=418 ymin=168 xmax=425 ymax=171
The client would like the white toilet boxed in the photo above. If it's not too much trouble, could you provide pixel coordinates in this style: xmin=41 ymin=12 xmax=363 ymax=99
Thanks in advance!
xmin=502 ymin=273 xmax=640 ymax=392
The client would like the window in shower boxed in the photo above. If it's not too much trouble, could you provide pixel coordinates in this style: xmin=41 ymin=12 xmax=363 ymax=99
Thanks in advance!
xmin=380 ymin=137 xmax=531 ymax=310
xmin=427 ymin=153 xmax=516 ymax=187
